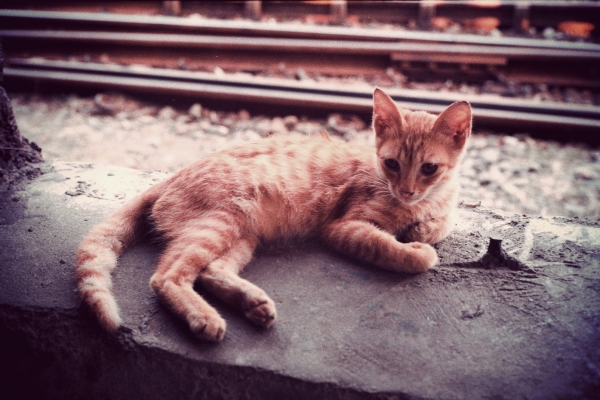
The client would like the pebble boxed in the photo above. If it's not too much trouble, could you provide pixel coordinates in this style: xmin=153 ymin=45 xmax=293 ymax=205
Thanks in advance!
xmin=139 ymin=115 xmax=156 ymax=124
xmin=542 ymin=27 xmax=556 ymax=39
xmin=480 ymin=148 xmax=499 ymax=163
xmin=188 ymin=103 xmax=203 ymax=119
xmin=212 ymin=125 xmax=230 ymax=136
xmin=296 ymin=68 xmax=310 ymax=81
xmin=271 ymin=117 xmax=288 ymax=135
xmin=573 ymin=166 xmax=598 ymax=181
xmin=283 ymin=115 xmax=299 ymax=130
xmin=158 ymin=106 xmax=176 ymax=120
xmin=238 ymin=110 xmax=251 ymax=121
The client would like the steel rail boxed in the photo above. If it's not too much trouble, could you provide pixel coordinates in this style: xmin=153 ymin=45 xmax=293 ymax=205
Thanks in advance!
xmin=2 ymin=30 xmax=599 ymax=61
xmin=9 ymin=58 xmax=600 ymax=120
xmin=5 ymin=59 xmax=599 ymax=132
xmin=1 ymin=9 xmax=599 ymax=53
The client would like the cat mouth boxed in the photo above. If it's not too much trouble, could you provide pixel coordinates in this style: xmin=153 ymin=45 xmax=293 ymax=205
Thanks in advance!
xmin=393 ymin=192 xmax=423 ymax=205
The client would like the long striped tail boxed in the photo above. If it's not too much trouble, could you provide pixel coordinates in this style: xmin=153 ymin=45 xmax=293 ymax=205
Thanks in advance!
xmin=75 ymin=187 xmax=160 ymax=330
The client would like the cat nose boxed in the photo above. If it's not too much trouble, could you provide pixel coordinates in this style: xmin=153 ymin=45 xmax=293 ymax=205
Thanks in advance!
xmin=400 ymin=191 xmax=415 ymax=198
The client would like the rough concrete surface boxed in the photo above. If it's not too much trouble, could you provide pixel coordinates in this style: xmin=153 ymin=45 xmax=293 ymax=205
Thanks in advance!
xmin=1 ymin=161 xmax=599 ymax=400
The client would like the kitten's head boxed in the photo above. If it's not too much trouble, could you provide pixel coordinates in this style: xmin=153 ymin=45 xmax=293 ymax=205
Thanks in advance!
xmin=372 ymin=88 xmax=471 ymax=205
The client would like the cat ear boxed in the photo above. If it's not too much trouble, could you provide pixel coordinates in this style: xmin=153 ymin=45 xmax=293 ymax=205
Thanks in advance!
xmin=372 ymin=88 xmax=405 ymax=140
xmin=433 ymin=101 xmax=472 ymax=149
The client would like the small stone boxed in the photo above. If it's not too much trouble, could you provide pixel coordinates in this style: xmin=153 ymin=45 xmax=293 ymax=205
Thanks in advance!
xmin=222 ymin=117 xmax=235 ymax=127
xmin=138 ymin=115 xmax=156 ymax=124
xmin=94 ymin=92 xmax=142 ymax=115
xmin=327 ymin=114 xmax=342 ymax=129
xmin=573 ymin=166 xmax=598 ymax=181
xmin=255 ymin=119 xmax=272 ymax=136
xmin=283 ymin=115 xmax=299 ymax=130
xmin=542 ymin=27 xmax=556 ymax=39
xmin=296 ymin=68 xmax=309 ymax=81
xmin=188 ymin=103 xmax=203 ymax=119
xmin=480 ymin=148 xmax=499 ymax=163
xmin=502 ymin=136 xmax=519 ymax=147
xmin=157 ymin=106 xmax=176 ymax=120
xmin=489 ymin=28 xmax=502 ymax=37
xmin=209 ymin=111 xmax=220 ymax=124
xmin=235 ymin=130 xmax=261 ymax=142
xmin=270 ymin=117 xmax=288 ymax=135
xmin=212 ymin=125 xmax=230 ymax=136
xmin=461 ymin=200 xmax=481 ymax=208
xmin=294 ymin=122 xmax=322 ymax=136
xmin=199 ymin=120 xmax=212 ymax=131
xmin=563 ymin=88 xmax=584 ymax=104
xmin=238 ymin=109 xmax=251 ymax=121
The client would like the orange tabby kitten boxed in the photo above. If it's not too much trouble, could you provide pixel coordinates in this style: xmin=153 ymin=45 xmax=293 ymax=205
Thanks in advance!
xmin=76 ymin=88 xmax=471 ymax=342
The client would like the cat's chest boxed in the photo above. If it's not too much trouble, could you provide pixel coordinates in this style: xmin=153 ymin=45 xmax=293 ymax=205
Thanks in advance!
xmin=370 ymin=197 xmax=449 ymax=236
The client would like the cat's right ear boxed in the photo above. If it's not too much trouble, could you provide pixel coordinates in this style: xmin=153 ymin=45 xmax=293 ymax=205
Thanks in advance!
xmin=373 ymin=88 xmax=405 ymax=141
xmin=433 ymin=101 xmax=472 ymax=150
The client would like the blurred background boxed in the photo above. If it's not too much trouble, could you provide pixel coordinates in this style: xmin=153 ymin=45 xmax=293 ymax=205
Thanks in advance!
xmin=1 ymin=0 xmax=599 ymax=219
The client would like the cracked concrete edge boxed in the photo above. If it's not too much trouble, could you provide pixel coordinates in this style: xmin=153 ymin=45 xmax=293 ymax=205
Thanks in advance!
xmin=0 ymin=305 xmax=418 ymax=400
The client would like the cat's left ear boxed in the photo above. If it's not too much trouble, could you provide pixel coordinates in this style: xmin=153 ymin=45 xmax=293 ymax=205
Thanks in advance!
xmin=372 ymin=88 xmax=406 ymax=141
xmin=433 ymin=101 xmax=472 ymax=149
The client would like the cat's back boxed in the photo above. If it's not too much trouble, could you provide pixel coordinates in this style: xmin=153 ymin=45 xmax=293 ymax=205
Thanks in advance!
xmin=170 ymin=134 xmax=369 ymax=192
xmin=152 ymin=134 xmax=374 ymax=238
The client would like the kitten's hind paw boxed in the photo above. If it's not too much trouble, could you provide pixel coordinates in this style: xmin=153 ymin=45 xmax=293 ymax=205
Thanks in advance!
xmin=190 ymin=314 xmax=227 ymax=342
xmin=244 ymin=296 xmax=277 ymax=328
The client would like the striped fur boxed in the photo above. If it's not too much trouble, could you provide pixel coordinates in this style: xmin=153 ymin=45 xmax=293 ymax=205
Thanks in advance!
xmin=75 ymin=88 xmax=471 ymax=342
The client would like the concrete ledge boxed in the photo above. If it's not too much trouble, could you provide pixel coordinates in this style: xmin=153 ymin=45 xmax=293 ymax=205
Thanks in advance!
xmin=1 ymin=161 xmax=599 ymax=399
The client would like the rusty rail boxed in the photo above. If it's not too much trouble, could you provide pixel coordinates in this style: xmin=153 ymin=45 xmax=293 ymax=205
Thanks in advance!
xmin=2 ymin=1 xmax=600 ymax=34
xmin=2 ymin=30 xmax=599 ymax=62
xmin=0 ymin=9 xmax=598 ymax=51
xmin=5 ymin=58 xmax=600 ymax=134
xmin=1 ymin=9 xmax=599 ymax=88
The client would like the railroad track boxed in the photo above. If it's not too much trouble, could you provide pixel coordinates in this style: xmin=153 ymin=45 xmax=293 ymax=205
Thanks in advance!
xmin=5 ymin=58 xmax=599 ymax=134
xmin=1 ymin=8 xmax=599 ymax=86
xmin=1 ymin=8 xmax=599 ymax=136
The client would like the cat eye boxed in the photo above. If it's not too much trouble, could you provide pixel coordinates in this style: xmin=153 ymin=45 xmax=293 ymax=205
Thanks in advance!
xmin=421 ymin=163 xmax=438 ymax=175
xmin=384 ymin=159 xmax=400 ymax=171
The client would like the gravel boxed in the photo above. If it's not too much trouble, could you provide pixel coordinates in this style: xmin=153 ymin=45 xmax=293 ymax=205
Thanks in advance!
xmin=10 ymin=91 xmax=600 ymax=220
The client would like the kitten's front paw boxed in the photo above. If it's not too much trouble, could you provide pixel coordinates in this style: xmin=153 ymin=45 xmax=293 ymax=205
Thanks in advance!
xmin=405 ymin=215 xmax=452 ymax=245
xmin=190 ymin=314 xmax=227 ymax=342
xmin=244 ymin=295 xmax=277 ymax=328
xmin=405 ymin=242 xmax=439 ymax=273
xmin=405 ymin=220 xmax=438 ymax=244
